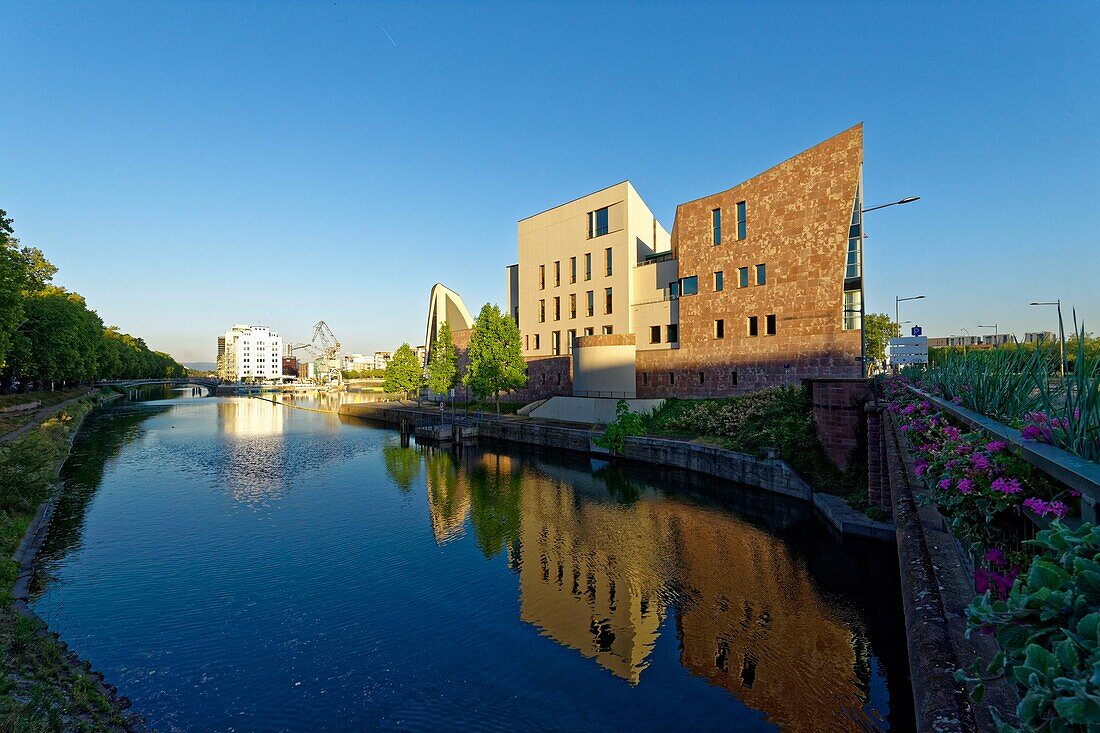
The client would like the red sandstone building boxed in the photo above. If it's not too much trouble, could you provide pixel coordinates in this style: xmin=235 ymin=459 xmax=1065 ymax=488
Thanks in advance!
xmin=504 ymin=125 xmax=865 ymax=399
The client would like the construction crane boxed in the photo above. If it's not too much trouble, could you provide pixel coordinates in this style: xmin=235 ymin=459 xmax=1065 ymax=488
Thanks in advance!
xmin=291 ymin=320 xmax=343 ymax=388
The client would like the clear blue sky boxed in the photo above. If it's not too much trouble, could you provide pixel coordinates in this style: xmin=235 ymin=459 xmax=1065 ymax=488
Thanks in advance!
xmin=2 ymin=1 xmax=1097 ymax=363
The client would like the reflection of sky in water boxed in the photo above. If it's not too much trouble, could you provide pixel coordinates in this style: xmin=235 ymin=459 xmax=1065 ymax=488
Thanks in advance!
xmin=30 ymin=398 xmax=911 ymax=732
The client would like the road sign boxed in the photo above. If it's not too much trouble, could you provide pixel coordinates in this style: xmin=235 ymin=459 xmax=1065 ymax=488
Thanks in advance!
xmin=911 ymin=325 xmax=923 ymax=337
xmin=888 ymin=336 xmax=929 ymax=366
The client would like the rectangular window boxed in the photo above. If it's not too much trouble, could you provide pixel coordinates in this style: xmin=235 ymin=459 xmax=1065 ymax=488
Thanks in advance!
xmin=583 ymin=327 xmax=594 ymax=336
xmin=766 ymin=314 xmax=776 ymax=335
xmin=739 ymin=266 xmax=749 ymax=288
xmin=533 ymin=334 xmax=541 ymax=350
xmin=588 ymin=206 xmax=609 ymax=238
xmin=604 ymin=287 xmax=613 ymax=314
xmin=554 ymin=261 xmax=561 ymax=287
xmin=584 ymin=253 xmax=592 ymax=280
xmin=669 ymin=372 xmax=675 ymax=386
xmin=642 ymin=372 xmax=648 ymax=386
xmin=586 ymin=290 xmax=594 ymax=317
xmin=669 ymin=281 xmax=680 ymax=299
xmin=747 ymin=316 xmax=759 ymax=336
xmin=552 ymin=331 xmax=561 ymax=355
xmin=650 ymin=325 xmax=661 ymax=344
xmin=570 ymin=256 xmax=577 ymax=283
xmin=843 ymin=290 xmax=862 ymax=330
xmin=714 ymin=271 xmax=724 ymax=292
xmin=567 ymin=329 xmax=576 ymax=353
xmin=602 ymin=325 xmax=613 ymax=335
xmin=553 ymin=296 xmax=560 ymax=321
xmin=680 ymin=275 xmax=699 ymax=296
xmin=736 ymin=200 xmax=747 ymax=239
xmin=731 ymin=370 xmax=738 ymax=386
xmin=698 ymin=372 xmax=705 ymax=385
xmin=712 ymin=208 xmax=721 ymax=245
xmin=605 ymin=247 xmax=613 ymax=276
xmin=539 ymin=264 xmax=545 ymax=290
xmin=756 ymin=263 xmax=766 ymax=285
xmin=667 ymin=323 xmax=679 ymax=343
xmin=569 ymin=293 xmax=577 ymax=319
xmin=714 ymin=319 xmax=724 ymax=339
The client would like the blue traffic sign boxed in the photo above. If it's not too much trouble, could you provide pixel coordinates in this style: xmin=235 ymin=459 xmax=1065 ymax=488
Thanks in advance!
xmin=911 ymin=325 xmax=923 ymax=337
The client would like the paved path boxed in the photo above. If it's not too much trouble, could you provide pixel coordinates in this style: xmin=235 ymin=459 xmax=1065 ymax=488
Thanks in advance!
xmin=0 ymin=390 xmax=97 ymax=443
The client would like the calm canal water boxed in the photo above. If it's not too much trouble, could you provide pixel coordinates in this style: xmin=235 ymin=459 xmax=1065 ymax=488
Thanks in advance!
xmin=31 ymin=387 xmax=914 ymax=732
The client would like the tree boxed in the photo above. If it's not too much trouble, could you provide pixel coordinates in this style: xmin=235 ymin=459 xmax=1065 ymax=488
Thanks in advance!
xmin=864 ymin=313 xmax=895 ymax=372
xmin=463 ymin=303 xmax=527 ymax=413
xmin=382 ymin=343 xmax=424 ymax=400
xmin=0 ymin=209 xmax=28 ymax=379
xmin=426 ymin=320 xmax=457 ymax=397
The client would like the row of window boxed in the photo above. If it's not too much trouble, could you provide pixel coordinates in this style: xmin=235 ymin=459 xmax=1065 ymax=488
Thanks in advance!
xmin=538 ymin=288 xmax=613 ymax=322
xmin=712 ymin=201 xmax=747 ymax=245
xmin=645 ymin=314 xmax=777 ymax=344
xmin=670 ymin=264 xmax=766 ymax=301
xmin=539 ymin=248 xmax=612 ymax=290
xmin=642 ymin=370 xmax=739 ymax=387
xmin=527 ymin=326 xmax=614 ymax=354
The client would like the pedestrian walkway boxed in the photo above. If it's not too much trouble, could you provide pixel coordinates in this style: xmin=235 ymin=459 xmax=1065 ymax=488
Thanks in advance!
xmin=0 ymin=390 xmax=97 ymax=443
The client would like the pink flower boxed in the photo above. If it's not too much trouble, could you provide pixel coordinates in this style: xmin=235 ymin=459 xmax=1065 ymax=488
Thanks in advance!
xmin=944 ymin=426 xmax=962 ymax=441
xmin=991 ymin=477 xmax=1022 ymax=494
xmin=938 ymin=478 xmax=953 ymax=491
xmin=1023 ymin=497 xmax=1070 ymax=518
xmin=957 ymin=478 xmax=974 ymax=494
xmin=971 ymin=453 xmax=991 ymax=471
xmin=985 ymin=441 xmax=1007 ymax=453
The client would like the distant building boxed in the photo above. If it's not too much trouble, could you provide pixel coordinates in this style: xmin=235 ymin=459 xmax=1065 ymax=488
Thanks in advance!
xmin=984 ymin=333 xmax=1014 ymax=347
xmin=282 ymin=356 xmax=299 ymax=377
xmin=1025 ymin=331 xmax=1056 ymax=345
xmin=342 ymin=353 xmax=374 ymax=373
xmin=416 ymin=345 xmax=427 ymax=366
xmin=216 ymin=337 xmax=226 ymax=375
xmin=219 ymin=325 xmax=283 ymax=382
xmin=373 ymin=351 xmax=393 ymax=371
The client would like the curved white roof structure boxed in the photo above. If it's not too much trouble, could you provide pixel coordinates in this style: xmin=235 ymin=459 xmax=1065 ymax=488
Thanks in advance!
xmin=424 ymin=283 xmax=475 ymax=361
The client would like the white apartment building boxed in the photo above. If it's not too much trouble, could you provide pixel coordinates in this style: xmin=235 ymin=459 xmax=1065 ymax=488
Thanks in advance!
xmin=220 ymin=325 xmax=284 ymax=382
xmin=373 ymin=351 xmax=394 ymax=371
xmin=342 ymin=353 xmax=374 ymax=372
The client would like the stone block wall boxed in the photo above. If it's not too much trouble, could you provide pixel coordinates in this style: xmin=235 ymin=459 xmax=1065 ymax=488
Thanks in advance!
xmin=807 ymin=377 xmax=870 ymax=471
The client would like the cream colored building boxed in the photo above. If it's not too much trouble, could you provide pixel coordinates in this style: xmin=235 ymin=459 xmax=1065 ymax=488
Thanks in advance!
xmin=509 ymin=182 xmax=674 ymax=359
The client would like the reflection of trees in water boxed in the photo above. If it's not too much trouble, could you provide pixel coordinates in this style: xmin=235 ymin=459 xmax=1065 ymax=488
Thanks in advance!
xmin=466 ymin=454 xmax=523 ymax=560
xmin=382 ymin=442 xmax=421 ymax=493
xmin=31 ymin=405 xmax=166 ymax=596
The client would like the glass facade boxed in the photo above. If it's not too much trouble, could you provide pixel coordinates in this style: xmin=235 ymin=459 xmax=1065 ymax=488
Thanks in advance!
xmin=843 ymin=183 xmax=863 ymax=330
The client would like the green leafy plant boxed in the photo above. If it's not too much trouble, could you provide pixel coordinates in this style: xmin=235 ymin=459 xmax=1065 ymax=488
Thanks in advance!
xmin=958 ymin=521 xmax=1100 ymax=732
xmin=594 ymin=400 xmax=647 ymax=454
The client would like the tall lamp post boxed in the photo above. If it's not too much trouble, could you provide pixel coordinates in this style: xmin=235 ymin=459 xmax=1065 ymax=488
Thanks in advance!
xmin=1030 ymin=300 xmax=1066 ymax=378
xmin=860 ymin=196 xmax=920 ymax=376
xmin=895 ymin=294 xmax=926 ymax=336
xmin=978 ymin=323 xmax=999 ymax=346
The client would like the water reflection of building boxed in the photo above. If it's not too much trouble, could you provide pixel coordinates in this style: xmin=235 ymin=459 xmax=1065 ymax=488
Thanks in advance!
xmin=216 ymin=399 xmax=287 ymax=505
xmin=513 ymin=469 xmax=668 ymax=683
xmin=483 ymin=451 xmax=880 ymax=730
xmin=424 ymin=451 xmax=470 ymax=544
xmin=656 ymin=501 xmax=877 ymax=732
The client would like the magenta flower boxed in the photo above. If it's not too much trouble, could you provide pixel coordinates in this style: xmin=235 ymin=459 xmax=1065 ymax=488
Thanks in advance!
xmin=983 ymin=548 xmax=1006 ymax=566
xmin=957 ymin=478 xmax=974 ymax=494
xmin=943 ymin=426 xmax=962 ymax=441
xmin=985 ymin=441 xmax=1007 ymax=453
xmin=1023 ymin=497 xmax=1070 ymax=518
xmin=991 ymin=477 xmax=1022 ymax=494
xmin=938 ymin=478 xmax=953 ymax=491
xmin=970 ymin=453 xmax=991 ymax=471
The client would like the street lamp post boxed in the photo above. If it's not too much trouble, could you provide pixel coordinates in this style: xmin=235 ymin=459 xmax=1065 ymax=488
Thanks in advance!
xmin=978 ymin=323 xmax=999 ymax=347
xmin=859 ymin=195 xmax=921 ymax=377
xmin=1030 ymin=300 xmax=1066 ymax=378
xmin=895 ymin=294 xmax=926 ymax=337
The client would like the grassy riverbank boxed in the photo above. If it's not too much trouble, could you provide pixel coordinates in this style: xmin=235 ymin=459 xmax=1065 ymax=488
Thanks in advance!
xmin=641 ymin=386 xmax=871 ymax=512
xmin=0 ymin=394 xmax=135 ymax=732
xmin=0 ymin=388 xmax=90 ymax=435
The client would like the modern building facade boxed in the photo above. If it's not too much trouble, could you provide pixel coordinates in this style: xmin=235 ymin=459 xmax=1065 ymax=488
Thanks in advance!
xmin=507 ymin=125 xmax=866 ymax=397
xmin=218 ymin=325 xmax=284 ymax=382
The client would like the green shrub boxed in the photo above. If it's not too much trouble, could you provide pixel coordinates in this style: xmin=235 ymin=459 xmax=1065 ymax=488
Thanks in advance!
xmin=959 ymin=521 xmax=1100 ymax=732
xmin=594 ymin=400 xmax=647 ymax=454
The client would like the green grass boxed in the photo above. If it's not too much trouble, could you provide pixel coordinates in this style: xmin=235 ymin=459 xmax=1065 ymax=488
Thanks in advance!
xmin=0 ymin=388 xmax=88 ymax=412
xmin=641 ymin=386 xmax=870 ymax=510
xmin=0 ymin=397 xmax=133 ymax=732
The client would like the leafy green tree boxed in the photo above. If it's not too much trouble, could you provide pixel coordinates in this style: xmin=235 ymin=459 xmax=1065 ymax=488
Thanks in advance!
xmin=0 ymin=209 xmax=28 ymax=378
xmin=427 ymin=320 xmax=457 ymax=397
xmin=864 ymin=312 xmax=895 ymax=372
xmin=463 ymin=303 xmax=527 ymax=412
xmin=382 ymin=343 xmax=424 ymax=399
